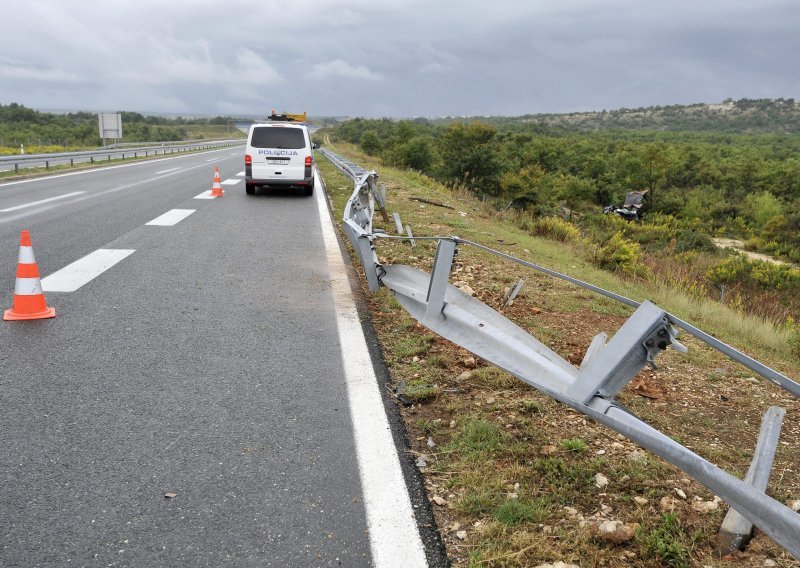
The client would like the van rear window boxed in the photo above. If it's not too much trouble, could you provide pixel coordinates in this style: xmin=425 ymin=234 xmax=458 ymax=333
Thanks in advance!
xmin=250 ymin=127 xmax=306 ymax=149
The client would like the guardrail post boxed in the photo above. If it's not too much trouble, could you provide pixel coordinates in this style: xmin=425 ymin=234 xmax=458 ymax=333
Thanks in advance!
xmin=45 ymin=160 xmax=49 ymax=169
xmin=107 ymin=154 xmax=111 ymax=161
xmin=424 ymin=239 xmax=456 ymax=322
xmin=90 ymin=156 xmax=94 ymax=164
xmin=70 ymin=158 xmax=74 ymax=166
xmin=567 ymin=302 xmax=683 ymax=404
xmin=15 ymin=163 xmax=18 ymax=173
xmin=405 ymin=225 xmax=416 ymax=247
xmin=716 ymin=406 xmax=786 ymax=555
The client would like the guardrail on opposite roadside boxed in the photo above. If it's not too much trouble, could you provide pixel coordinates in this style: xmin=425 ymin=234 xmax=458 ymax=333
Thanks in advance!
xmin=0 ymin=139 xmax=245 ymax=173
xmin=317 ymin=147 xmax=800 ymax=559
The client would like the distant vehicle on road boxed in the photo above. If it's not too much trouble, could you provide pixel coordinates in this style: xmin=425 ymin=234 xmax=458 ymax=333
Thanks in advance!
xmin=244 ymin=112 xmax=316 ymax=196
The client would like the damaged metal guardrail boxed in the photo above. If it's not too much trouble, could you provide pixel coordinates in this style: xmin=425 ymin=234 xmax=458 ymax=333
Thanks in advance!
xmin=317 ymin=147 xmax=800 ymax=558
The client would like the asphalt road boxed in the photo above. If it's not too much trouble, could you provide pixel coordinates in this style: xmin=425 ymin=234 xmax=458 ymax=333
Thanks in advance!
xmin=0 ymin=149 xmax=439 ymax=567
xmin=0 ymin=142 xmax=242 ymax=173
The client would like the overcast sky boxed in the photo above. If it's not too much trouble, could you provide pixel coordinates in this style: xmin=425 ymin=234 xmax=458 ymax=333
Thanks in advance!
xmin=1 ymin=0 xmax=798 ymax=118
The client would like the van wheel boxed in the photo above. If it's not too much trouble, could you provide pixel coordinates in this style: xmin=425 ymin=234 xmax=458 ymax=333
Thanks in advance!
xmin=245 ymin=182 xmax=256 ymax=195
xmin=304 ymin=181 xmax=314 ymax=196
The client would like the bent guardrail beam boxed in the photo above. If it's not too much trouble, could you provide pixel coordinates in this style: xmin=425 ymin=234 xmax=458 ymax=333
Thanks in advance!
xmin=318 ymin=147 xmax=800 ymax=559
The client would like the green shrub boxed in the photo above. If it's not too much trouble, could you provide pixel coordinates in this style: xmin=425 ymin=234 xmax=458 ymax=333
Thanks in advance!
xmin=389 ymin=136 xmax=435 ymax=172
xmin=359 ymin=130 xmax=381 ymax=155
xmin=530 ymin=216 xmax=582 ymax=243
xmin=706 ymin=253 xmax=800 ymax=290
xmin=673 ymin=228 xmax=716 ymax=253
xmin=594 ymin=232 xmax=647 ymax=276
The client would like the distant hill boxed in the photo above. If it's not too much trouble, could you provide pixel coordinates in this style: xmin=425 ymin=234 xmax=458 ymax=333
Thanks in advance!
xmin=437 ymin=98 xmax=800 ymax=134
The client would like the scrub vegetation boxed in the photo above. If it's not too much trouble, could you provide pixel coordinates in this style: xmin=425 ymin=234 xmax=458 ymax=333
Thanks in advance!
xmin=328 ymin=99 xmax=800 ymax=331
xmin=315 ymin=128 xmax=800 ymax=566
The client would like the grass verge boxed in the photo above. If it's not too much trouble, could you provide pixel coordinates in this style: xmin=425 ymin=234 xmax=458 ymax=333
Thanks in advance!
xmin=316 ymin=143 xmax=800 ymax=567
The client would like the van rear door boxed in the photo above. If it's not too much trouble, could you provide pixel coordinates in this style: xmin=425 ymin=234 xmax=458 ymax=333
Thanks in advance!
xmin=249 ymin=126 xmax=308 ymax=182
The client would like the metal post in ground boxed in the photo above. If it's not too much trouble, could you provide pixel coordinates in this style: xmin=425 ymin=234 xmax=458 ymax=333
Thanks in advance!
xmin=716 ymin=406 xmax=786 ymax=556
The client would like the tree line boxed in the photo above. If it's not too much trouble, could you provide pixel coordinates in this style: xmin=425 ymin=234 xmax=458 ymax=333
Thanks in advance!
xmin=330 ymin=112 xmax=800 ymax=328
xmin=0 ymin=103 xmax=244 ymax=147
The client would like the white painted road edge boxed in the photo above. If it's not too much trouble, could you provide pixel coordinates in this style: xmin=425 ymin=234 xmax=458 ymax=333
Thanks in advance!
xmin=41 ymin=249 xmax=136 ymax=292
xmin=313 ymin=169 xmax=428 ymax=568
xmin=146 ymin=209 xmax=196 ymax=226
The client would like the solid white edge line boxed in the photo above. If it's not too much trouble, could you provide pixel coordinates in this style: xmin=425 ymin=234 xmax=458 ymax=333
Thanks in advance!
xmin=221 ymin=179 xmax=241 ymax=185
xmin=0 ymin=191 xmax=86 ymax=212
xmin=41 ymin=249 xmax=135 ymax=292
xmin=313 ymin=169 xmax=428 ymax=568
xmin=145 ymin=209 xmax=196 ymax=226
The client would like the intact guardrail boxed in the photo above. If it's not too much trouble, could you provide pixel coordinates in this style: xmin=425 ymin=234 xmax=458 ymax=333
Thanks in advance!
xmin=317 ymin=147 xmax=800 ymax=559
xmin=98 ymin=138 xmax=243 ymax=149
xmin=0 ymin=139 xmax=245 ymax=174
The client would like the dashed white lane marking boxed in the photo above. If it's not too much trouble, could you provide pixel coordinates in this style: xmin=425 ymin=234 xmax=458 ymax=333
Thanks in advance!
xmin=146 ymin=209 xmax=196 ymax=226
xmin=193 ymin=190 xmax=216 ymax=199
xmin=41 ymin=249 xmax=136 ymax=292
xmin=155 ymin=167 xmax=181 ymax=174
xmin=236 ymin=171 xmax=245 ymax=176
xmin=221 ymin=179 xmax=241 ymax=185
xmin=205 ymin=158 xmax=217 ymax=162
xmin=313 ymin=169 xmax=427 ymax=567
xmin=0 ymin=191 xmax=86 ymax=213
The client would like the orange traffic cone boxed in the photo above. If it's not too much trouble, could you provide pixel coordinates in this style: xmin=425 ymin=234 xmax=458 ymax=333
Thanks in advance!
xmin=4 ymin=230 xmax=55 ymax=321
xmin=210 ymin=166 xmax=224 ymax=197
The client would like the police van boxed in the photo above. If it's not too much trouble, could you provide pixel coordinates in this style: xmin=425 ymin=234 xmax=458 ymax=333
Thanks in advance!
xmin=244 ymin=112 xmax=315 ymax=196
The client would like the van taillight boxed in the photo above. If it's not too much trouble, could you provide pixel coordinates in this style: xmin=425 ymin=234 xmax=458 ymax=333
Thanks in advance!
xmin=245 ymin=154 xmax=252 ymax=166
xmin=305 ymin=156 xmax=312 ymax=167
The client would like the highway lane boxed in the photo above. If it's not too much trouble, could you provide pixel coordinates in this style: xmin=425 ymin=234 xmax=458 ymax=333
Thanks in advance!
xmin=0 ymin=152 xmax=432 ymax=566
xmin=0 ymin=147 xmax=243 ymax=295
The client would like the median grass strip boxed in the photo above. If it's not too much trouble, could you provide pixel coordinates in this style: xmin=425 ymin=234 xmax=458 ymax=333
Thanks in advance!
xmin=315 ymin=144 xmax=800 ymax=567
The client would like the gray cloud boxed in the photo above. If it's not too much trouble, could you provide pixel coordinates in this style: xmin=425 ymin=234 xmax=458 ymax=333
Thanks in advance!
xmin=1 ymin=0 xmax=797 ymax=116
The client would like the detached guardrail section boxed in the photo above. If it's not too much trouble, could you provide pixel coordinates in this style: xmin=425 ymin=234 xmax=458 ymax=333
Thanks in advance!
xmin=317 ymin=147 xmax=800 ymax=559
xmin=0 ymin=139 xmax=245 ymax=173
